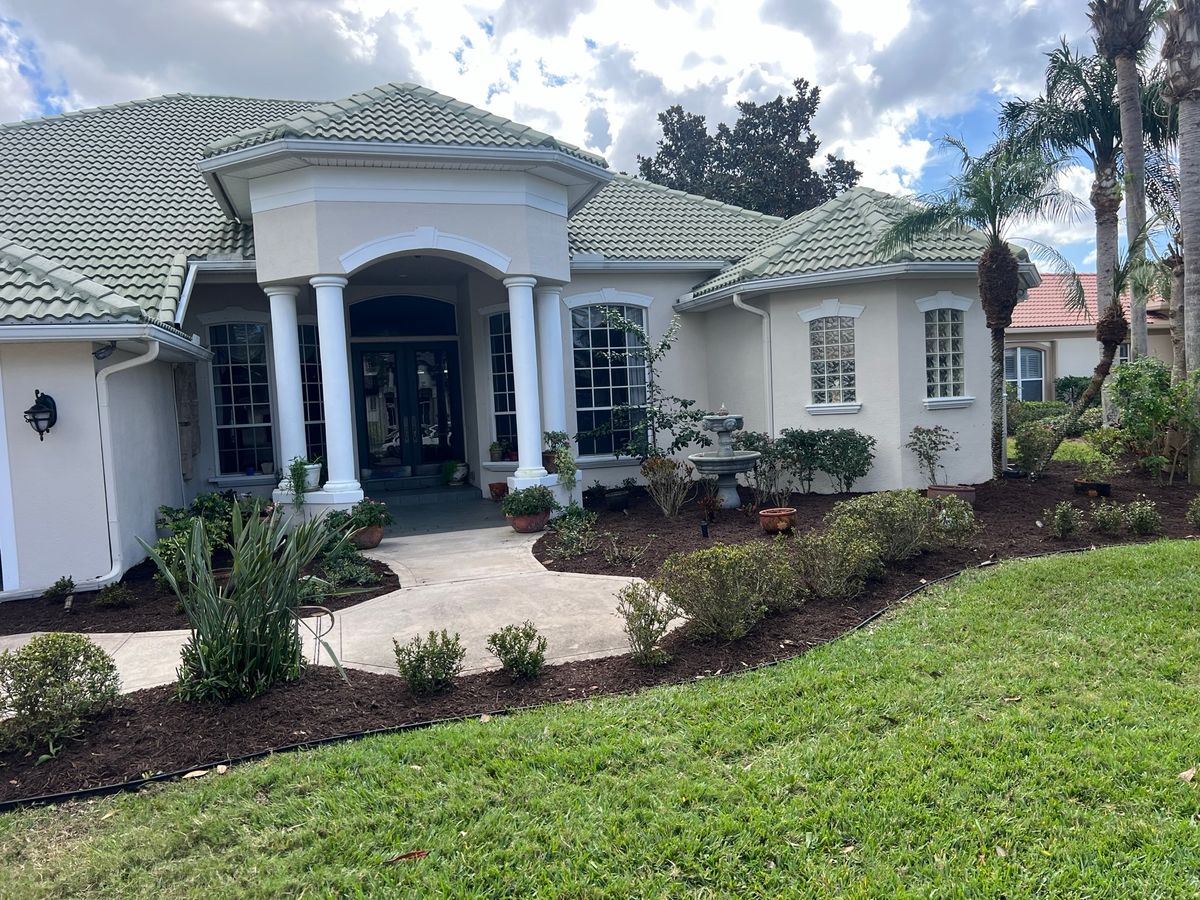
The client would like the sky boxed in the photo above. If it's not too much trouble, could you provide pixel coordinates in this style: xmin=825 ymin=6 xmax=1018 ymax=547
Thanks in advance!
xmin=0 ymin=0 xmax=1112 ymax=268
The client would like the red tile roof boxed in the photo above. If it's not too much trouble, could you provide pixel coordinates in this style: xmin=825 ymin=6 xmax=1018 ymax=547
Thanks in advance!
xmin=1010 ymin=273 xmax=1165 ymax=329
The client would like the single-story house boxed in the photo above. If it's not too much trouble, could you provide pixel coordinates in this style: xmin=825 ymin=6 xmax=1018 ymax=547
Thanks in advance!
xmin=1005 ymin=272 xmax=1172 ymax=401
xmin=0 ymin=82 xmax=1038 ymax=598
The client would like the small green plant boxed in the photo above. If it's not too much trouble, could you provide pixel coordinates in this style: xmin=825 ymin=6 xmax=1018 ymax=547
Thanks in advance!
xmin=288 ymin=456 xmax=314 ymax=510
xmin=906 ymin=425 xmax=959 ymax=485
xmin=615 ymin=582 xmax=676 ymax=666
xmin=486 ymin=621 xmax=548 ymax=681
xmin=820 ymin=428 xmax=877 ymax=492
xmin=544 ymin=430 xmax=570 ymax=451
xmin=440 ymin=459 xmax=465 ymax=485
xmin=347 ymin=497 xmax=393 ymax=529
xmin=393 ymin=630 xmax=465 ymax=695
xmin=601 ymin=532 xmax=656 ymax=570
xmin=548 ymin=503 xmax=599 ymax=559
xmin=0 ymin=632 xmax=120 ymax=755
xmin=501 ymin=485 xmax=560 ymax=518
xmin=793 ymin=524 xmax=882 ymax=603
xmin=826 ymin=491 xmax=974 ymax=563
xmin=42 ymin=575 xmax=75 ymax=602
xmin=1042 ymin=501 xmax=1083 ymax=540
xmin=94 ymin=583 xmax=135 ymax=609
xmin=321 ymin=544 xmax=381 ymax=588
xmin=1187 ymin=495 xmax=1200 ymax=531
xmin=1089 ymin=500 xmax=1124 ymax=535
xmin=640 ymin=456 xmax=694 ymax=517
xmin=1014 ymin=423 xmax=1057 ymax=476
xmin=1124 ymin=497 xmax=1162 ymax=536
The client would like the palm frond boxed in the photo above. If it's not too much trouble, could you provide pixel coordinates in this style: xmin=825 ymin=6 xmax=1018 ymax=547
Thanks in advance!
xmin=1015 ymin=238 xmax=1086 ymax=312
xmin=875 ymin=196 xmax=971 ymax=261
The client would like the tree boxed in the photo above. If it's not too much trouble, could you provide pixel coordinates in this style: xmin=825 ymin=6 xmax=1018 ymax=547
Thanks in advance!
xmin=1145 ymin=151 xmax=1186 ymax=382
xmin=636 ymin=79 xmax=861 ymax=218
xmin=1091 ymin=0 xmax=1165 ymax=358
xmin=877 ymin=137 xmax=1078 ymax=478
xmin=1162 ymin=0 xmax=1200 ymax=483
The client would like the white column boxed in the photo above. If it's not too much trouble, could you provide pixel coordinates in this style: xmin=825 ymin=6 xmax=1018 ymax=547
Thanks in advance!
xmin=535 ymin=285 xmax=568 ymax=436
xmin=265 ymin=285 xmax=307 ymax=482
xmin=310 ymin=275 xmax=362 ymax=501
xmin=504 ymin=276 xmax=547 ymax=479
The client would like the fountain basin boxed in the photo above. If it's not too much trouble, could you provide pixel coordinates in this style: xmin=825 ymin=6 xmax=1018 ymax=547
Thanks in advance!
xmin=689 ymin=449 xmax=759 ymax=511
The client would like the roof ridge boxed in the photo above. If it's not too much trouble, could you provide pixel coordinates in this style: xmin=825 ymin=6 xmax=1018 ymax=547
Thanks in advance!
xmin=612 ymin=175 xmax=785 ymax=224
xmin=0 ymin=91 xmax=318 ymax=131
xmin=0 ymin=236 xmax=140 ymax=314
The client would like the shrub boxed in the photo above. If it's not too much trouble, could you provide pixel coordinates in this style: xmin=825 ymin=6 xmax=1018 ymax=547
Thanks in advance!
xmin=393 ymin=630 xmax=465 ymax=694
xmin=548 ymin=503 xmax=599 ymax=559
xmin=1014 ymin=422 xmax=1057 ymax=476
xmin=501 ymin=485 xmax=560 ymax=518
xmin=1089 ymin=500 xmax=1124 ymax=535
xmin=146 ymin=505 xmax=337 ymax=703
xmin=321 ymin=544 xmax=381 ymax=588
xmin=1042 ymin=501 xmax=1083 ymax=540
xmin=1124 ymin=497 xmax=1162 ymax=535
xmin=486 ymin=621 xmax=548 ymax=680
xmin=819 ymin=428 xmax=876 ymax=492
xmin=777 ymin=428 xmax=826 ymax=494
xmin=641 ymin=457 xmax=695 ymax=517
xmin=1187 ymin=495 xmax=1200 ymax=532
xmin=0 ymin=633 xmax=120 ymax=754
xmin=1111 ymin=357 xmax=1200 ymax=483
xmin=1077 ymin=406 xmax=1103 ymax=434
xmin=94 ymin=583 xmax=135 ymax=609
xmin=906 ymin=425 xmax=959 ymax=485
xmin=733 ymin=431 xmax=794 ymax=508
xmin=935 ymin=495 xmax=978 ymax=544
xmin=158 ymin=491 xmax=236 ymax=551
xmin=1055 ymin=376 xmax=1095 ymax=407
xmin=615 ymin=582 xmax=676 ymax=666
xmin=825 ymin=491 xmax=973 ymax=563
xmin=793 ymin=523 xmax=882 ymax=602
xmin=42 ymin=575 xmax=75 ymax=602
xmin=348 ymin=498 xmax=393 ymax=529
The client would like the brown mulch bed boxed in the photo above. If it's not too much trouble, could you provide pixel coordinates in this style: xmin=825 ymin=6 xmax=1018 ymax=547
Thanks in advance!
xmin=0 ymin=558 xmax=399 ymax=636
xmin=1 ymin=464 xmax=1196 ymax=805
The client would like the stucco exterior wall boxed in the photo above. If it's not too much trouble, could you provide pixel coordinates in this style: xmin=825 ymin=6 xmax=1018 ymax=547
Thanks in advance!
xmin=702 ymin=304 xmax=767 ymax=431
xmin=0 ymin=342 xmax=111 ymax=593
xmin=1007 ymin=327 xmax=1174 ymax=398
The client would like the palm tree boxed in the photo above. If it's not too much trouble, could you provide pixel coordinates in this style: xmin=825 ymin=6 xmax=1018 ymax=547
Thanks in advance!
xmin=877 ymin=137 xmax=1078 ymax=478
xmin=1146 ymin=150 xmax=1186 ymax=381
xmin=1091 ymin=0 xmax=1165 ymax=358
xmin=1162 ymin=0 xmax=1200 ymax=483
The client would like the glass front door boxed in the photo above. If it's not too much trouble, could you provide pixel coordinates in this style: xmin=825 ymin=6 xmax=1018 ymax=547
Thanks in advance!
xmin=353 ymin=342 xmax=463 ymax=476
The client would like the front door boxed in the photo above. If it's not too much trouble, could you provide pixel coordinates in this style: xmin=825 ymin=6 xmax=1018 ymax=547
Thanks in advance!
xmin=353 ymin=342 xmax=463 ymax=477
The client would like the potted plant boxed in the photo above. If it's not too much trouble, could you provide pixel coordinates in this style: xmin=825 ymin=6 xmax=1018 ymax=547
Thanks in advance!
xmin=758 ymin=507 xmax=797 ymax=533
xmin=488 ymin=481 xmax=509 ymax=502
xmin=543 ymin=431 xmax=570 ymax=474
xmin=488 ymin=440 xmax=506 ymax=462
xmin=441 ymin=459 xmax=469 ymax=485
xmin=287 ymin=456 xmax=322 ymax=509
xmin=501 ymin=485 xmax=560 ymax=533
xmin=347 ymin=498 xmax=393 ymax=549
xmin=1073 ymin=451 xmax=1119 ymax=498
xmin=906 ymin=425 xmax=975 ymax=506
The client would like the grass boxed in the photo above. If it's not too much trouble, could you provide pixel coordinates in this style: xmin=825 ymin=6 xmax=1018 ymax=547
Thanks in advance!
xmin=3 ymin=541 xmax=1200 ymax=897
xmin=1006 ymin=435 xmax=1099 ymax=465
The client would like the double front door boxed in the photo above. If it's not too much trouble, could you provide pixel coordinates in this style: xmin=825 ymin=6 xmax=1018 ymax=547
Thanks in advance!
xmin=352 ymin=342 xmax=463 ymax=476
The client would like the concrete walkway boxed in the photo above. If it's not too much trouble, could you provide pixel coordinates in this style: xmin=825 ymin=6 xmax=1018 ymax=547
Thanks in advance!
xmin=0 ymin=512 xmax=635 ymax=693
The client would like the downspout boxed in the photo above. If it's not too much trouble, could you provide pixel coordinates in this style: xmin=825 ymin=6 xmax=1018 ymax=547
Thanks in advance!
xmin=732 ymin=293 xmax=774 ymax=435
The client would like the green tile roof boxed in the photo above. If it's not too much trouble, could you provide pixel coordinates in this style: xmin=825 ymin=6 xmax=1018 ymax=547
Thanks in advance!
xmin=204 ymin=82 xmax=608 ymax=169
xmin=0 ymin=238 xmax=143 ymax=322
xmin=569 ymin=175 xmax=783 ymax=262
xmin=690 ymin=186 xmax=994 ymax=298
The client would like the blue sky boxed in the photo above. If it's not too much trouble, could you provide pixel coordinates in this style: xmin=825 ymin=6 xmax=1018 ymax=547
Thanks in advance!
xmin=0 ymin=0 xmax=1107 ymax=268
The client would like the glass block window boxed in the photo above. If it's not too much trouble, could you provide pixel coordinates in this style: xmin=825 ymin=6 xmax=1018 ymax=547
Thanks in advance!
xmin=299 ymin=323 xmax=325 ymax=462
xmin=924 ymin=308 xmax=965 ymax=398
xmin=572 ymin=305 xmax=647 ymax=456
xmin=489 ymin=312 xmax=518 ymax=451
xmin=209 ymin=323 xmax=273 ymax=476
xmin=1004 ymin=346 xmax=1044 ymax=401
xmin=809 ymin=316 xmax=857 ymax=405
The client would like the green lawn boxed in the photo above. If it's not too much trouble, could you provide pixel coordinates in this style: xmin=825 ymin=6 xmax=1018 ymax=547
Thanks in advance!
xmin=1006 ymin=435 xmax=1099 ymax=465
xmin=3 ymin=542 xmax=1200 ymax=897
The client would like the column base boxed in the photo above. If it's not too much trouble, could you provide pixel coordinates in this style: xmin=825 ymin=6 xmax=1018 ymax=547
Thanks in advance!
xmin=514 ymin=466 xmax=549 ymax=479
xmin=507 ymin=470 xmax=582 ymax=515
xmin=271 ymin=487 xmax=364 ymax=524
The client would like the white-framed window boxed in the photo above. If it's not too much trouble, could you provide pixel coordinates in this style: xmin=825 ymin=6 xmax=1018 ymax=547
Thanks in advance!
xmin=209 ymin=323 xmax=274 ymax=476
xmin=299 ymin=323 xmax=325 ymax=461
xmin=1117 ymin=342 xmax=1131 ymax=366
xmin=809 ymin=316 xmax=857 ymax=405
xmin=1004 ymin=346 xmax=1044 ymax=401
xmin=572 ymin=304 xmax=647 ymax=456
xmin=924 ymin=308 xmax=965 ymax=399
xmin=488 ymin=312 xmax=519 ymax=451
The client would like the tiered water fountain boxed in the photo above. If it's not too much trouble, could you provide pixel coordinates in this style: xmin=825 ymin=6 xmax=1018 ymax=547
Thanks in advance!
xmin=688 ymin=406 xmax=759 ymax=511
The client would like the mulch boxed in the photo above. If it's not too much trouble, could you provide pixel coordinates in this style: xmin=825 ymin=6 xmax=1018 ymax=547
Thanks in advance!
xmin=0 ymin=558 xmax=399 ymax=636
xmin=1 ymin=463 xmax=1196 ymax=805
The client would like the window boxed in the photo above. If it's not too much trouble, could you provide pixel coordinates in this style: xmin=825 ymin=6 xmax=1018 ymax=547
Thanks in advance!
xmin=209 ymin=323 xmax=273 ymax=476
xmin=924 ymin=308 xmax=965 ymax=398
xmin=489 ymin=312 xmax=519 ymax=451
xmin=1117 ymin=342 xmax=1131 ymax=366
xmin=572 ymin=305 xmax=647 ymax=456
xmin=299 ymin=323 xmax=325 ymax=462
xmin=1004 ymin=346 xmax=1044 ymax=401
xmin=809 ymin=316 xmax=856 ymax=405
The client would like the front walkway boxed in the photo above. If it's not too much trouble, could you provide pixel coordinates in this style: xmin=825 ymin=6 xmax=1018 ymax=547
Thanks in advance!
xmin=0 ymin=512 xmax=635 ymax=693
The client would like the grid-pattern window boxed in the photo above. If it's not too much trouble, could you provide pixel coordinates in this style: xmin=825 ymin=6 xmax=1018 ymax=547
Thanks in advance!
xmin=209 ymin=323 xmax=273 ymax=475
xmin=489 ymin=313 xmax=518 ymax=451
xmin=1117 ymin=342 xmax=1131 ymax=366
xmin=924 ymin=308 xmax=965 ymax=398
xmin=299 ymin=323 xmax=325 ymax=462
xmin=1004 ymin=346 xmax=1044 ymax=401
xmin=572 ymin=305 xmax=647 ymax=456
xmin=809 ymin=316 xmax=856 ymax=405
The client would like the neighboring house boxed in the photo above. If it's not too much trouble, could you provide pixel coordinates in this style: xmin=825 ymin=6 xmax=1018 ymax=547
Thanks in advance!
xmin=1006 ymin=273 xmax=1172 ymax=401
xmin=0 ymin=82 xmax=1038 ymax=598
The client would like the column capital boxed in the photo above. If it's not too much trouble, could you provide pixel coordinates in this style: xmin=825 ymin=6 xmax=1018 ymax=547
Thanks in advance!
xmin=262 ymin=283 xmax=301 ymax=298
xmin=310 ymin=275 xmax=349 ymax=289
xmin=534 ymin=284 xmax=564 ymax=300
xmin=502 ymin=275 xmax=538 ymax=290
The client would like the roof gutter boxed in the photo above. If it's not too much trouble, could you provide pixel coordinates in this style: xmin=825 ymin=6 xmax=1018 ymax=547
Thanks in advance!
xmin=0 ymin=322 xmax=209 ymax=360
xmin=731 ymin=292 xmax=774 ymax=435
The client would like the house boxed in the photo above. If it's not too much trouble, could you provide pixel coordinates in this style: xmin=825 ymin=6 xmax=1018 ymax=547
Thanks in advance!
xmin=1006 ymin=272 xmax=1173 ymax=401
xmin=0 ymin=82 xmax=1038 ymax=598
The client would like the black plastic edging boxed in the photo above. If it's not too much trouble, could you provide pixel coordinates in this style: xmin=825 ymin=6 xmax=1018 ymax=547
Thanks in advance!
xmin=0 ymin=544 xmax=1127 ymax=813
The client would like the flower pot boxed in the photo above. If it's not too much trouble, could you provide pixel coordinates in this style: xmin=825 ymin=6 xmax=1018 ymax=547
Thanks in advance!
xmin=504 ymin=449 xmax=519 ymax=461
xmin=927 ymin=484 xmax=977 ymax=506
xmin=605 ymin=489 xmax=630 ymax=512
xmin=759 ymin=507 xmax=797 ymax=533
xmin=507 ymin=510 xmax=551 ymax=533
xmin=542 ymin=450 xmax=559 ymax=474
xmin=1002 ymin=465 xmax=1026 ymax=480
xmin=489 ymin=448 xmax=503 ymax=462
xmin=450 ymin=463 xmax=469 ymax=485
xmin=350 ymin=524 xmax=384 ymax=550
xmin=303 ymin=463 xmax=321 ymax=491
xmin=489 ymin=481 xmax=509 ymax=502
xmin=1073 ymin=479 xmax=1111 ymax=498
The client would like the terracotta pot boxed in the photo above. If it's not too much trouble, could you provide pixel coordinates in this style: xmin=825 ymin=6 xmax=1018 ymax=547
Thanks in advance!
xmin=488 ymin=481 xmax=509 ymax=501
xmin=1072 ymin=479 xmax=1111 ymax=498
xmin=542 ymin=450 xmax=559 ymax=474
xmin=504 ymin=449 xmax=519 ymax=461
xmin=350 ymin=524 xmax=384 ymax=550
xmin=758 ymin=507 xmax=797 ymax=533
xmin=927 ymin=484 xmax=977 ymax=506
xmin=507 ymin=510 xmax=551 ymax=533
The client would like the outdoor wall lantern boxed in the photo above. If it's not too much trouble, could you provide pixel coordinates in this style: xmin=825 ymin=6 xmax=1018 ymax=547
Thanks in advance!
xmin=23 ymin=390 xmax=57 ymax=440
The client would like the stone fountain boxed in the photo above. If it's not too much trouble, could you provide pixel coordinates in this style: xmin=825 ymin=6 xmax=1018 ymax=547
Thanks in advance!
xmin=688 ymin=406 xmax=759 ymax=512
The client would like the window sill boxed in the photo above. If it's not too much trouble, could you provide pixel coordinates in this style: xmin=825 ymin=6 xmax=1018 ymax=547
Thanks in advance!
xmin=481 ymin=461 xmax=518 ymax=472
xmin=806 ymin=402 xmax=862 ymax=416
xmin=923 ymin=395 xmax=975 ymax=411
xmin=207 ymin=474 xmax=278 ymax=488
xmin=576 ymin=455 xmax=641 ymax=469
